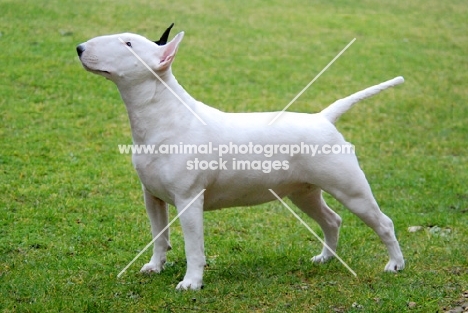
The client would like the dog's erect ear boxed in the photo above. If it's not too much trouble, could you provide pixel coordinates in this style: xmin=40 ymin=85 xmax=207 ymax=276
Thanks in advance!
xmin=155 ymin=31 xmax=184 ymax=71
xmin=154 ymin=23 xmax=174 ymax=45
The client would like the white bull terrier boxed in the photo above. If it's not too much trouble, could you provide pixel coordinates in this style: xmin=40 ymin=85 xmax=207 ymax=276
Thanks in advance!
xmin=77 ymin=24 xmax=405 ymax=290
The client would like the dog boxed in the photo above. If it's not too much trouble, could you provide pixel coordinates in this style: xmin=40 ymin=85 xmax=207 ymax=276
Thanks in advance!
xmin=77 ymin=24 xmax=405 ymax=290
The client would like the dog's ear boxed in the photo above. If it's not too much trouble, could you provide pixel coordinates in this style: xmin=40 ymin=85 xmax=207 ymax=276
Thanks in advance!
xmin=154 ymin=23 xmax=174 ymax=46
xmin=155 ymin=31 xmax=184 ymax=71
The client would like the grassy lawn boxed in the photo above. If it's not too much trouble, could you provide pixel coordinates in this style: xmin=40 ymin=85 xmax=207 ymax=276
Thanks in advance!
xmin=1 ymin=0 xmax=467 ymax=312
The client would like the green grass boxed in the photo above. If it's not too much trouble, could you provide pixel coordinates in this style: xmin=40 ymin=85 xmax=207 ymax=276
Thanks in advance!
xmin=1 ymin=0 xmax=467 ymax=312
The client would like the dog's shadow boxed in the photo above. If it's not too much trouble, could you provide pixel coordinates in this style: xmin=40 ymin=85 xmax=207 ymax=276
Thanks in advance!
xmin=158 ymin=246 xmax=347 ymax=290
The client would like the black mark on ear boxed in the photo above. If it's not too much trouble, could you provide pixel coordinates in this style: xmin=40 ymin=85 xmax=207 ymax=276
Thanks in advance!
xmin=154 ymin=23 xmax=174 ymax=45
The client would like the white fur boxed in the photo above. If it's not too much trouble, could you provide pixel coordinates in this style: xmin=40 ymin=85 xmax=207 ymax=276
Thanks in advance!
xmin=77 ymin=31 xmax=405 ymax=290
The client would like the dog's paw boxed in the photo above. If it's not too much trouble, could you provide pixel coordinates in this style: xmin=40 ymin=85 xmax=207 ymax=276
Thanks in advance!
xmin=176 ymin=278 xmax=203 ymax=290
xmin=384 ymin=259 xmax=405 ymax=272
xmin=140 ymin=262 xmax=163 ymax=274
xmin=311 ymin=253 xmax=334 ymax=264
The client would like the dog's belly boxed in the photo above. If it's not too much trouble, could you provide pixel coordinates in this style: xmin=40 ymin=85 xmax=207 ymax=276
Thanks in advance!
xmin=135 ymin=154 xmax=311 ymax=210
xmin=203 ymin=181 xmax=309 ymax=211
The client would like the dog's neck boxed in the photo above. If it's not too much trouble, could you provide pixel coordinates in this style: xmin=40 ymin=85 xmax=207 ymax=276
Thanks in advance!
xmin=115 ymin=70 xmax=200 ymax=145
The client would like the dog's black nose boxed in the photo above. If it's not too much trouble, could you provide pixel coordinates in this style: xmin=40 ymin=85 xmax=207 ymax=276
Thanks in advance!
xmin=76 ymin=44 xmax=85 ymax=57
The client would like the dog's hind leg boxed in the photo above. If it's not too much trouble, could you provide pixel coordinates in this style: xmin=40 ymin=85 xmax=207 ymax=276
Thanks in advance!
xmin=288 ymin=187 xmax=342 ymax=264
xmin=320 ymin=163 xmax=405 ymax=272
xmin=140 ymin=187 xmax=171 ymax=274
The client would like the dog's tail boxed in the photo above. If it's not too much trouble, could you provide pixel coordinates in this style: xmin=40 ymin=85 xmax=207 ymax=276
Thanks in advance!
xmin=320 ymin=76 xmax=404 ymax=124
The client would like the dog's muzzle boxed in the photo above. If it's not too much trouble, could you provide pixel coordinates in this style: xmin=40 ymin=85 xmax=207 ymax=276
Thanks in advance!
xmin=76 ymin=44 xmax=85 ymax=57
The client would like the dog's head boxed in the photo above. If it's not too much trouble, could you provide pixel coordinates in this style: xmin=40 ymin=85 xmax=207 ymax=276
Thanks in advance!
xmin=76 ymin=24 xmax=183 ymax=83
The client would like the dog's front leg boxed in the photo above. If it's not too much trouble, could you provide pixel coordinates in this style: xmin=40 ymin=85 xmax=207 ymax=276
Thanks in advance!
xmin=175 ymin=194 xmax=205 ymax=290
xmin=140 ymin=187 xmax=171 ymax=274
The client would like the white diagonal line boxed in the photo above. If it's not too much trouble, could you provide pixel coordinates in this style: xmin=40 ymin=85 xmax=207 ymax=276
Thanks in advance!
xmin=117 ymin=189 xmax=206 ymax=278
xmin=268 ymin=38 xmax=356 ymax=125
xmin=268 ymin=189 xmax=357 ymax=277
xmin=118 ymin=38 xmax=207 ymax=125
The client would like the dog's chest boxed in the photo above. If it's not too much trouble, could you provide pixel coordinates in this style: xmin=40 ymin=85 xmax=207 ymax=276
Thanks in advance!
xmin=132 ymin=154 xmax=173 ymax=201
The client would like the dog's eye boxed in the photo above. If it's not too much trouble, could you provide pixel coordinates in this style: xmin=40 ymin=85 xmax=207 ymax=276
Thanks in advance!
xmin=126 ymin=42 xmax=132 ymax=47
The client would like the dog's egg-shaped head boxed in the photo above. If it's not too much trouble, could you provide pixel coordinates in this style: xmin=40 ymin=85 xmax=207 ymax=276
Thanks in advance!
xmin=77 ymin=31 xmax=184 ymax=83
